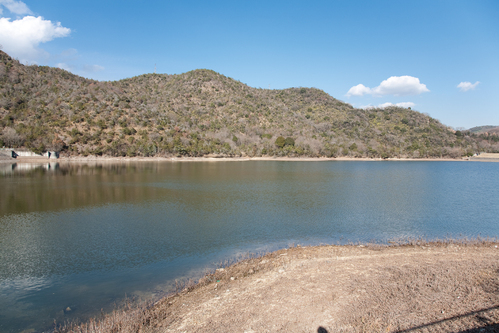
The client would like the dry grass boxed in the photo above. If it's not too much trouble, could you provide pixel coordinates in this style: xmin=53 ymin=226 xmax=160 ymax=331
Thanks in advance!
xmin=53 ymin=299 xmax=151 ymax=333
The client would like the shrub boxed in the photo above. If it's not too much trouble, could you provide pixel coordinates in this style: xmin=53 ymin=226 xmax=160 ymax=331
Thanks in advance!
xmin=285 ymin=137 xmax=295 ymax=146
xmin=122 ymin=127 xmax=137 ymax=136
xmin=275 ymin=136 xmax=286 ymax=148
xmin=70 ymin=128 xmax=81 ymax=137
xmin=96 ymin=119 xmax=107 ymax=130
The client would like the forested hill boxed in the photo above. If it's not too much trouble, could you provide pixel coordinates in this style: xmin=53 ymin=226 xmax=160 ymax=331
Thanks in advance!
xmin=0 ymin=51 xmax=497 ymax=158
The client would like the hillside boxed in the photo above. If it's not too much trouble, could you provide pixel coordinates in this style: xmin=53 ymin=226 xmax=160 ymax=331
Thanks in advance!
xmin=469 ymin=125 xmax=499 ymax=135
xmin=1 ymin=51 xmax=498 ymax=158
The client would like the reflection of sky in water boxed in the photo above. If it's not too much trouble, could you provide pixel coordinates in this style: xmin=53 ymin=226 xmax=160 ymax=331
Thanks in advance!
xmin=0 ymin=161 xmax=498 ymax=332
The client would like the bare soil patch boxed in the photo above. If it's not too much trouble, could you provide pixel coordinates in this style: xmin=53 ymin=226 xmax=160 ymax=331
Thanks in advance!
xmin=60 ymin=241 xmax=499 ymax=333
xmin=471 ymin=153 xmax=499 ymax=162
xmin=475 ymin=153 xmax=499 ymax=159
xmin=2 ymin=155 xmax=480 ymax=165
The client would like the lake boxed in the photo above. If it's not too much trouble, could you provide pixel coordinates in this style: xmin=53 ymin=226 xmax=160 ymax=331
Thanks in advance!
xmin=0 ymin=160 xmax=498 ymax=332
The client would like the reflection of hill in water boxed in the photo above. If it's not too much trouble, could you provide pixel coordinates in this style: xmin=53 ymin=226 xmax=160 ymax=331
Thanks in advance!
xmin=0 ymin=163 xmax=174 ymax=216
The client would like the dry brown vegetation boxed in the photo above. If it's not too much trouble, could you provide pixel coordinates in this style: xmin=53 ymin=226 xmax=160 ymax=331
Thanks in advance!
xmin=1 ymin=50 xmax=498 ymax=159
xmin=54 ymin=239 xmax=499 ymax=333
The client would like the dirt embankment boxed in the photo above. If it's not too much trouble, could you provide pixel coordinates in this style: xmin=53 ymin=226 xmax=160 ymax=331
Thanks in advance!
xmin=62 ymin=242 xmax=499 ymax=333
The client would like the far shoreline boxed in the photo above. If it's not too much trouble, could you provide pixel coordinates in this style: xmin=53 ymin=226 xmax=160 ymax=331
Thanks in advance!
xmin=1 ymin=154 xmax=499 ymax=164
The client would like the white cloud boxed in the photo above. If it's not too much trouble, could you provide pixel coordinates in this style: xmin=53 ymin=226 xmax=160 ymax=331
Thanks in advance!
xmin=0 ymin=16 xmax=71 ymax=62
xmin=346 ymin=84 xmax=372 ymax=97
xmin=347 ymin=76 xmax=429 ymax=97
xmin=373 ymin=76 xmax=429 ymax=96
xmin=457 ymin=81 xmax=480 ymax=92
xmin=392 ymin=102 xmax=415 ymax=108
xmin=0 ymin=0 xmax=32 ymax=15
xmin=83 ymin=64 xmax=105 ymax=73
xmin=377 ymin=102 xmax=398 ymax=109
xmin=360 ymin=102 xmax=415 ymax=110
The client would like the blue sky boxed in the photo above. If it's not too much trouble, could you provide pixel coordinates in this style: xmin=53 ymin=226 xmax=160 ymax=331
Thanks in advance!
xmin=0 ymin=0 xmax=497 ymax=128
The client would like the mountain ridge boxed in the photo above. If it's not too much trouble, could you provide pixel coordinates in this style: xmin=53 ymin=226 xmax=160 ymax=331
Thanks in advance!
xmin=1 ymin=50 xmax=498 ymax=158
xmin=468 ymin=125 xmax=499 ymax=135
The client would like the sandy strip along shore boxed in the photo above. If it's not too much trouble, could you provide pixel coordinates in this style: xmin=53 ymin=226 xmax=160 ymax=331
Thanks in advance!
xmin=3 ymin=154 xmax=498 ymax=164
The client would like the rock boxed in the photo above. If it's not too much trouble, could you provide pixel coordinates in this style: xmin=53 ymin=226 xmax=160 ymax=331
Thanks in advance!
xmin=248 ymin=269 xmax=254 ymax=274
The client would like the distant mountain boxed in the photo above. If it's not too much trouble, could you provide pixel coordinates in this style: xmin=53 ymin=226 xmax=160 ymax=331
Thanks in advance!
xmin=468 ymin=125 xmax=499 ymax=135
xmin=1 ymin=50 xmax=498 ymax=158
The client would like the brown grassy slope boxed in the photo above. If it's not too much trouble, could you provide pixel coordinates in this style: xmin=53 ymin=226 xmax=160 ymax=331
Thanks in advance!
xmin=1 ymin=50 xmax=498 ymax=158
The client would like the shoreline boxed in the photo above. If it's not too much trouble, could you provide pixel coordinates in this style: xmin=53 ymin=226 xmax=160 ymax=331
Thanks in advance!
xmin=57 ymin=240 xmax=499 ymax=333
xmin=2 ymin=155 xmax=498 ymax=164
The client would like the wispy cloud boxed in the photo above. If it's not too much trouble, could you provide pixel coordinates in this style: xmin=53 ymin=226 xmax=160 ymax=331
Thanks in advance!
xmin=0 ymin=0 xmax=32 ymax=15
xmin=360 ymin=102 xmax=415 ymax=110
xmin=83 ymin=64 xmax=105 ymax=73
xmin=457 ymin=81 xmax=480 ymax=92
xmin=61 ymin=48 xmax=78 ymax=57
xmin=347 ymin=76 xmax=429 ymax=97
xmin=56 ymin=62 xmax=71 ymax=71
xmin=54 ymin=50 xmax=105 ymax=76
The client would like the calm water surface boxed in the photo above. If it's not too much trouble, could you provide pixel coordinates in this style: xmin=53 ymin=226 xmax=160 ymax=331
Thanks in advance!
xmin=0 ymin=161 xmax=498 ymax=332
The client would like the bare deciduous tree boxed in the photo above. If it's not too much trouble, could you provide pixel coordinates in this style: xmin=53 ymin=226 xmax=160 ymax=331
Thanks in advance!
xmin=1 ymin=127 xmax=24 ymax=147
